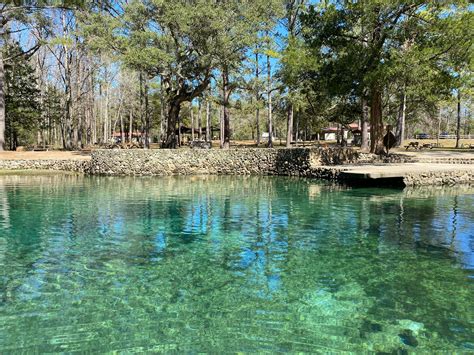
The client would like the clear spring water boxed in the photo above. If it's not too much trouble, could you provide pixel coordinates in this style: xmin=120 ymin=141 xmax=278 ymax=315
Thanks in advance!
xmin=0 ymin=173 xmax=473 ymax=352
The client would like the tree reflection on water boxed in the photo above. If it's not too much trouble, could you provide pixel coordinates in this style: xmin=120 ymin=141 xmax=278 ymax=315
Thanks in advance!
xmin=0 ymin=174 xmax=472 ymax=352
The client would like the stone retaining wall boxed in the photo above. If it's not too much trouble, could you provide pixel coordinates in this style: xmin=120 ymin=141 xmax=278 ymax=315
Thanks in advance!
xmin=90 ymin=148 xmax=312 ymax=176
xmin=404 ymin=170 xmax=474 ymax=186
xmin=0 ymin=148 xmax=472 ymax=187
xmin=0 ymin=159 xmax=90 ymax=173
xmin=414 ymin=157 xmax=474 ymax=165
xmin=89 ymin=147 xmax=389 ymax=176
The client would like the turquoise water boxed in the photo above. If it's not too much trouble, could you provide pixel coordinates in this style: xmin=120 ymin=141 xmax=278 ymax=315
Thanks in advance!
xmin=0 ymin=174 xmax=473 ymax=352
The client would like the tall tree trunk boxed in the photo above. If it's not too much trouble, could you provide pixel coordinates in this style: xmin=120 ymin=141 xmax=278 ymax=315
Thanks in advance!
xmin=437 ymin=106 xmax=441 ymax=146
xmin=206 ymin=98 xmax=210 ymax=142
xmin=219 ymin=106 xmax=224 ymax=147
xmin=395 ymin=90 xmax=406 ymax=147
xmin=64 ymin=84 xmax=73 ymax=150
xmin=120 ymin=111 xmax=125 ymax=144
xmin=369 ymin=86 xmax=384 ymax=154
xmin=361 ymin=98 xmax=369 ymax=151
xmin=190 ymin=103 xmax=195 ymax=141
xmin=178 ymin=112 xmax=181 ymax=147
xmin=295 ymin=114 xmax=299 ymax=146
xmin=86 ymin=64 xmax=93 ymax=146
xmin=103 ymin=84 xmax=109 ymax=144
xmin=255 ymin=52 xmax=260 ymax=146
xmin=455 ymin=89 xmax=461 ymax=148
xmin=91 ymin=72 xmax=96 ymax=145
xmin=74 ymin=56 xmax=81 ymax=149
xmin=198 ymin=99 xmax=202 ymax=140
xmin=266 ymin=54 xmax=273 ymax=148
xmin=62 ymin=11 xmax=73 ymax=150
xmin=129 ymin=109 xmax=133 ymax=143
xmin=286 ymin=104 xmax=293 ymax=148
xmin=162 ymin=101 xmax=180 ymax=148
xmin=160 ymin=103 xmax=165 ymax=143
xmin=35 ymin=49 xmax=46 ymax=148
xmin=0 ymin=52 xmax=5 ymax=151
xmin=221 ymin=68 xmax=230 ymax=149
xmin=63 ymin=55 xmax=73 ymax=149
xmin=144 ymin=74 xmax=150 ymax=149
xmin=10 ymin=120 xmax=14 ymax=150
xmin=77 ymin=112 xmax=82 ymax=149
xmin=160 ymin=76 xmax=165 ymax=142
xmin=139 ymin=72 xmax=144 ymax=147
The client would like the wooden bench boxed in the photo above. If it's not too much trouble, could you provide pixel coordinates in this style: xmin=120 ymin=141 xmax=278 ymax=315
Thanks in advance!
xmin=32 ymin=146 xmax=51 ymax=151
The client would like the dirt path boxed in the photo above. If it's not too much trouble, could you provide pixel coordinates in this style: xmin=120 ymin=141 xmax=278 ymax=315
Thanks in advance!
xmin=0 ymin=151 xmax=91 ymax=161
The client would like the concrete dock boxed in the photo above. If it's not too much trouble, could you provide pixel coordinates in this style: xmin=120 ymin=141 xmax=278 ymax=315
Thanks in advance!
xmin=337 ymin=163 xmax=474 ymax=186
xmin=340 ymin=163 xmax=472 ymax=179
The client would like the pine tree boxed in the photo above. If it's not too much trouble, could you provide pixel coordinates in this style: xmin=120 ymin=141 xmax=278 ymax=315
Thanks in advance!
xmin=4 ymin=42 xmax=40 ymax=150
xmin=299 ymin=0 xmax=472 ymax=154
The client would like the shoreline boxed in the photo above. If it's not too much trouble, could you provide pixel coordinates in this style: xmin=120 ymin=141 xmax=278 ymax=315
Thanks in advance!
xmin=0 ymin=147 xmax=473 ymax=187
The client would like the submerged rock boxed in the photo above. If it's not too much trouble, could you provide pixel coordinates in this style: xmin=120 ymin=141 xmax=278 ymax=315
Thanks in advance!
xmin=399 ymin=330 xmax=419 ymax=347
xmin=398 ymin=319 xmax=424 ymax=335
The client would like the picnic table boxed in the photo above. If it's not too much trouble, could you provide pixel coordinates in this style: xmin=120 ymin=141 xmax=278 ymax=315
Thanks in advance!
xmin=405 ymin=142 xmax=434 ymax=150
xmin=405 ymin=142 xmax=419 ymax=150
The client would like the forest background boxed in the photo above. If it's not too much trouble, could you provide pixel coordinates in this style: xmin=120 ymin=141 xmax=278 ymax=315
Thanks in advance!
xmin=0 ymin=0 xmax=472 ymax=153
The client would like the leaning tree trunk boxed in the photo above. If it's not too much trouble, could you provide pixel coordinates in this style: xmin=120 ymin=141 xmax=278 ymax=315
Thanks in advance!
xmin=455 ymin=89 xmax=461 ymax=149
xmin=221 ymin=68 xmax=231 ymax=149
xmin=286 ymin=103 xmax=293 ymax=148
xmin=162 ymin=101 xmax=180 ymax=149
xmin=161 ymin=75 xmax=211 ymax=148
xmin=369 ymin=86 xmax=384 ymax=154
xmin=0 ymin=52 xmax=5 ymax=151
xmin=395 ymin=90 xmax=406 ymax=147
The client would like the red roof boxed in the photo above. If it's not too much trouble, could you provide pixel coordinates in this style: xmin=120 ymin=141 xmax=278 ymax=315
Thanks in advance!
xmin=112 ymin=131 xmax=144 ymax=137
xmin=322 ymin=122 xmax=371 ymax=133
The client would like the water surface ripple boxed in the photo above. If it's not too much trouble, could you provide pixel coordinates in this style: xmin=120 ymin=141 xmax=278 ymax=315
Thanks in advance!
xmin=0 ymin=174 xmax=473 ymax=352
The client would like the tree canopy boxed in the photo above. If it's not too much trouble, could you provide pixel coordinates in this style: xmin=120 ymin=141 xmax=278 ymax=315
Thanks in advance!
xmin=0 ymin=0 xmax=472 ymax=152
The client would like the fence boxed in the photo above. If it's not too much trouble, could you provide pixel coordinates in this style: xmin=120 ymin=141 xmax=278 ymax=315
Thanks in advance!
xmin=437 ymin=134 xmax=473 ymax=139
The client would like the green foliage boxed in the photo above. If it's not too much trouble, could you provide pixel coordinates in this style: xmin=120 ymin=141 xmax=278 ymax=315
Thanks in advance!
xmin=289 ymin=0 xmax=472 ymax=136
xmin=82 ymin=0 xmax=281 ymax=95
xmin=80 ymin=0 xmax=283 ymax=147
xmin=4 ymin=42 xmax=40 ymax=149
xmin=41 ymin=85 xmax=62 ymax=131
